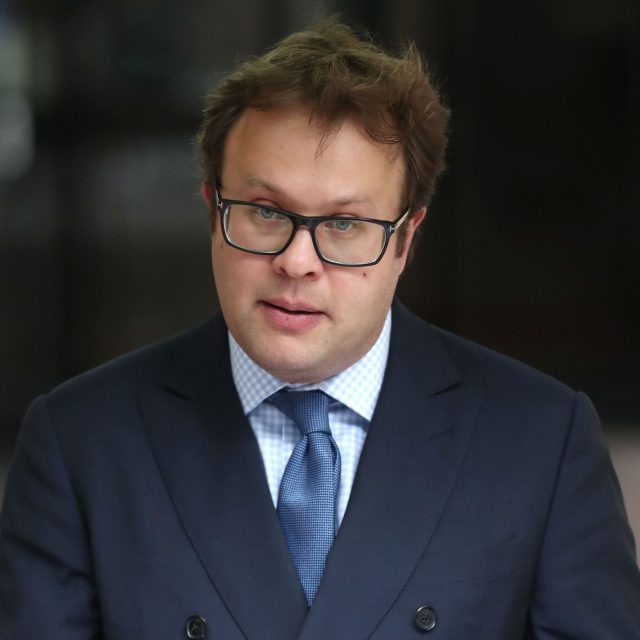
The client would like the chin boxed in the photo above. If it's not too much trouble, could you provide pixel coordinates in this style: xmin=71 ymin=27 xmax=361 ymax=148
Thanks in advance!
xmin=251 ymin=348 xmax=320 ymax=383
xmin=263 ymin=357 xmax=317 ymax=383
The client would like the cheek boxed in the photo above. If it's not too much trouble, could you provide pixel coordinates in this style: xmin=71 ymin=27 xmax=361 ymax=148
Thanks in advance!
xmin=211 ymin=245 xmax=242 ymax=301
xmin=333 ymin=269 xmax=390 ymax=311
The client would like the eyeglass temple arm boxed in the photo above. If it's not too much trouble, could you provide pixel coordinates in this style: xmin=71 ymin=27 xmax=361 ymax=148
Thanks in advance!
xmin=390 ymin=208 xmax=411 ymax=232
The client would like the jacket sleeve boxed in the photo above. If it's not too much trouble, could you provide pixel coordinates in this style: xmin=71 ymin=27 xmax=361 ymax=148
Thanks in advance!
xmin=528 ymin=391 xmax=640 ymax=639
xmin=0 ymin=395 xmax=101 ymax=638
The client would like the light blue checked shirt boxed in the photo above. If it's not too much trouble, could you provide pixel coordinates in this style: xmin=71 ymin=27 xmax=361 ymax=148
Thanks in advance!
xmin=229 ymin=311 xmax=391 ymax=527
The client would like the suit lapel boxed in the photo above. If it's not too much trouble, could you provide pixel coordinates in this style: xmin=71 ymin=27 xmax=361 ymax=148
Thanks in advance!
xmin=136 ymin=305 xmax=483 ymax=640
xmin=298 ymin=304 xmax=484 ymax=640
xmin=138 ymin=317 xmax=307 ymax=640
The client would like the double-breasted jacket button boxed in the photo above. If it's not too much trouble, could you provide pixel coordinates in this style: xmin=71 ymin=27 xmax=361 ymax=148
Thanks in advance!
xmin=414 ymin=605 xmax=437 ymax=632
xmin=185 ymin=614 xmax=207 ymax=639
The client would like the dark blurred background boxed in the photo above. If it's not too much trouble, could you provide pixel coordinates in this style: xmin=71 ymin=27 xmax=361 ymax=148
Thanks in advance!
xmin=1 ymin=0 xmax=639 ymax=511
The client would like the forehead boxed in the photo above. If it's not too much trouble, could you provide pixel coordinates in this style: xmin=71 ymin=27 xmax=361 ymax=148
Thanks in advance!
xmin=220 ymin=108 xmax=405 ymax=211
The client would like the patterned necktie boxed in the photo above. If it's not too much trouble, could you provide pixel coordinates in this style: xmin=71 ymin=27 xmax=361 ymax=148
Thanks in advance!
xmin=270 ymin=389 xmax=341 ymax=605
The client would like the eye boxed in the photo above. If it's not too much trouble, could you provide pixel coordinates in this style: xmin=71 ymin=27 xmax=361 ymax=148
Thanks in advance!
xmin=250 ymin=206 xmax=288 ymax=223
xmin=256 ymin=206 xmax=278 ymax=219
xmin=328 ymin=218 xmax=355 ymax=232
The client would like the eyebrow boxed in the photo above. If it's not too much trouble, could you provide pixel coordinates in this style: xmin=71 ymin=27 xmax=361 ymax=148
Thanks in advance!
xmin=242 ymin=176 xmax=376 ymax=209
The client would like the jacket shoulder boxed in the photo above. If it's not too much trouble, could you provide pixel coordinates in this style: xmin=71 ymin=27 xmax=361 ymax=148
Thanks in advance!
xmin=393 ymin=302 xmax=577 ymax=407
xmin=46 ymin=315 xmax=224 ymax=409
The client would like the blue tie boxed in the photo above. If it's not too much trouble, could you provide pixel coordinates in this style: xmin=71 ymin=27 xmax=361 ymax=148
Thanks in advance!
xmin=270 ymin=390 xmax=341 ymax=605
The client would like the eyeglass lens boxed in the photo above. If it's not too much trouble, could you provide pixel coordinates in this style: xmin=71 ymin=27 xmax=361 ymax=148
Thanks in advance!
xmin=223 ymin=203 xmax=387 ymax=265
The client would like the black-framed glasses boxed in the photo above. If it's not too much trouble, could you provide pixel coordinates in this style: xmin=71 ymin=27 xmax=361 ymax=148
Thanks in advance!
xmin=214 ymin=188 xmax=410 ymax=267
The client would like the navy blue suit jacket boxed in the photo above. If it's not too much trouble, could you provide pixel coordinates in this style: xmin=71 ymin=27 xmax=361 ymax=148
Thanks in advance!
xmin=1 ymin=303 xmax=639 ymax=638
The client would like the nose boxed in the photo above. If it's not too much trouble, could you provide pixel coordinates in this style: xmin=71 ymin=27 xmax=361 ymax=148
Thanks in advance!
xmin=271 ymin=227 xmax=323 ymax=279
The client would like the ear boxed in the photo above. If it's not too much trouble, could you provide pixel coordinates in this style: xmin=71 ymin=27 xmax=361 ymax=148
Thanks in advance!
xmin=202 ymin=182 xmax=213 ymax=207
xmin=403 ymin=207 xmax=427 ymax=252
xmin=398 ymin=207 xmax=427 ymax=271
xmin=409 ymin=207 xmax=427 ymax=233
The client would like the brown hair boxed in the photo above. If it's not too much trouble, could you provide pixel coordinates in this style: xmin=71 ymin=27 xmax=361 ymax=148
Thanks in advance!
xmin=196 ymin=19 xmax=450 ymax=249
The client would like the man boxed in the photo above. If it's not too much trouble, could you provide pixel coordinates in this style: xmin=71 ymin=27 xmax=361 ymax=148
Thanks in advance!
xmin=1 ymin=20 xmax=639 ymax=640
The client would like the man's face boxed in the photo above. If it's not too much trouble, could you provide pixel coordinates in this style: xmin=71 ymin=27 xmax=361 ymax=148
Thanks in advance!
xmin=210 ymin=108 xmax=424 ymax=383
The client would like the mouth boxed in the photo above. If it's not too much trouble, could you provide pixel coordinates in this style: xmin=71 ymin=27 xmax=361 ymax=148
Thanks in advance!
xmin=261 ymin=300 xmax=322 ymax=315
xmin=259 ymin=299 xmax=325 ymax=331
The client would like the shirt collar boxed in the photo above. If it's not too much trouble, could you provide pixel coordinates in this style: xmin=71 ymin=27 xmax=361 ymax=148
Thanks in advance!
xmin=229 ymin=310 xmax=391 ymax=421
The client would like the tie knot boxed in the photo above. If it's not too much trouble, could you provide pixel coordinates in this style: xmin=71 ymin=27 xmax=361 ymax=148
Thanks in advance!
xmin=270 ymin=389 xmax=331 ymax=436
